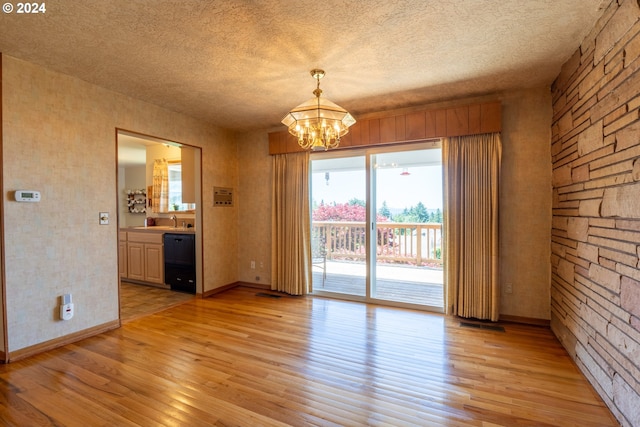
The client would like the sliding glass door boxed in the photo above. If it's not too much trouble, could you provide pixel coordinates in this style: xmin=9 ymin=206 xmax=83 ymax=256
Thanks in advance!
xmin=371 ymin=148 xmax=444 ymax=308
xmin=311 ymin=155 xmax=367 ymax=296
xmin=310 ymin=143 xmax=444 ymax=311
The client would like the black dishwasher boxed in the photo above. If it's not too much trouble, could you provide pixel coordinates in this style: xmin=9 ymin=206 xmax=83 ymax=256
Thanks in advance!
xmin=164 ymin=233 xmax=196 ymax=294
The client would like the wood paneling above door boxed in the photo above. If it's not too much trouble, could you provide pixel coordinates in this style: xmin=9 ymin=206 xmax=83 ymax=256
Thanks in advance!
xmin=269 ymin=101 xmax=501 ymax=154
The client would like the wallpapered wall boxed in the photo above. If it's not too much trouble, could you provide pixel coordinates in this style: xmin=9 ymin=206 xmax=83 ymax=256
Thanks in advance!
xmin=1 ymin=54 xmax=238 ymax=353
xmin=550 ymin=0 xmax=640 ymax=425
xmin=237 ymin=87 xmax=554 ymax=321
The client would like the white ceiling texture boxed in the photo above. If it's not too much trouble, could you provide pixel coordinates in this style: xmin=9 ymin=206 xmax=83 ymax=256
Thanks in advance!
xmin=0 ymin=1 xmax=607 ymax=132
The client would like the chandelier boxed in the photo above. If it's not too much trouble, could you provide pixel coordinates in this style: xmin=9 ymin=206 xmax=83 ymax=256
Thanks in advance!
xmin=281 ymin=69 xmax=356 ymax=151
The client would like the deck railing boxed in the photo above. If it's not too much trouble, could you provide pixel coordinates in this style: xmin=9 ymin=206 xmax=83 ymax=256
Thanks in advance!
xmin=312 ymin=221 xmax=443 ymax=266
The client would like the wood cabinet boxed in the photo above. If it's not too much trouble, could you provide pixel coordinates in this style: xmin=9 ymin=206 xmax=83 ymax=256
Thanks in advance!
xmin=143 ymin=243 xmax=164 ymax=283
xmin=124 ymin=231 xmax=164 ymax=285
xmin=118 ymin=231 xmax=128 ymax=278
xmin=126 ymin=242 xmax=145 ymax=281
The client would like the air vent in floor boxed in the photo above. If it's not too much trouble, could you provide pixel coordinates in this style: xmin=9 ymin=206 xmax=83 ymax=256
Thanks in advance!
xmin=460 ymin=321 xmax=505 ymax=332
xmin=256 ymin=292 xmax=282 ymax=298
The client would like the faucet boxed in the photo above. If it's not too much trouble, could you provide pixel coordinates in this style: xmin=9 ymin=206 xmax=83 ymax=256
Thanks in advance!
xmin=170 ymin=215 xmax=177 ymax=228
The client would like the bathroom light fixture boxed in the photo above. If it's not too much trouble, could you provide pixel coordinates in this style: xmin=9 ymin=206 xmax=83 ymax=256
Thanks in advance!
xmin=281 ymin=69 xmax=356 ymax=151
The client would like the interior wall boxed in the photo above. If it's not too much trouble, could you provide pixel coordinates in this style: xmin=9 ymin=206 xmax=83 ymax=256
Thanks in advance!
xmin=237 ymin=131 xmax=272 ymax=284
xmin=237 ymin=88 xmax=553 ymax=321
xmin=201 ymin=129 xmax=239 ymax=293
xmin=550 ymin=1 xmax=640 ymax=425
xmin=1 ymin=54 xmax=237 ymax=353
xmin=499 ymin=88 xmax=553 ymax=320
xmin=121 ymin=165 xmax=146 ymax=228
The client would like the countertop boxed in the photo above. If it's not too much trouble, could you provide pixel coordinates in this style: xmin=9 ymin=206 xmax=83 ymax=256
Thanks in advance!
xmin=121 ymin=226 xmax=196 ymax=235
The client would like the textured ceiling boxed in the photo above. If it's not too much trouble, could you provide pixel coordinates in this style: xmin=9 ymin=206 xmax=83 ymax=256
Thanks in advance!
xmin=0 ymin=0 xmax=606 ymax=131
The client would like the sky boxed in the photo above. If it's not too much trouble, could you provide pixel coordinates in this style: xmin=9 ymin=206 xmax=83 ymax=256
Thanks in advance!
xmin=311 ymin=165 xmax=443 ymax=212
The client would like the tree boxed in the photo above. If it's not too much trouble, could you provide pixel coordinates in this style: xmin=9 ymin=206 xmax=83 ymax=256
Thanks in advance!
xmin=393 ymin=203 xmax=443 ymax=224
xmin=412 ymin=202 xmax=429 ymax=222
xmin=312 ymin=201 xmax=387 ymax=222
xmin=394 ymin=203 xmax=427 ymax=223
xmin=378 ymin=201 xmax=392 ymax=220
xmin=429 ymin=208 xmax=442 ymax=223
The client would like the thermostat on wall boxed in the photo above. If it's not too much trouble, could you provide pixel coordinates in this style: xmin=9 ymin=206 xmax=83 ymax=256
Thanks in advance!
xmin=14 ymin=190 xmax=41 ymax=202
xmin=213 ymin=187 xmax=234 ymax=207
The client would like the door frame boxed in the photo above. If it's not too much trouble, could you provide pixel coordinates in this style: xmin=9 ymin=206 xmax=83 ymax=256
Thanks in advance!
xmin=115 ymin=128 xmax=204 ymax=318
xmin=310 ymin=140 xmax=444 ymax=312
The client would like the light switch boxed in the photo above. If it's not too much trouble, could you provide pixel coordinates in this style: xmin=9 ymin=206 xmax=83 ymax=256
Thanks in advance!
xmin=99 ymin=212 xmax=109 ymax=225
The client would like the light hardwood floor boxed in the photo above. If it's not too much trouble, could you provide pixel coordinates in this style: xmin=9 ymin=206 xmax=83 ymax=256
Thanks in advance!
xmin=0 ymin=287 xmax=618 ymax=426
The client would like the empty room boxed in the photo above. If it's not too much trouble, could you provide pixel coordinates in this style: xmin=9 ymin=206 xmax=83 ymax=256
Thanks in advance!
xmin=0 ymin=1 xmax=638 ymax=426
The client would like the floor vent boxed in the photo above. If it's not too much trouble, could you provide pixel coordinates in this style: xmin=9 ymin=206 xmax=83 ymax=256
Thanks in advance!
xmin=460 ymin=322 xmax=505 ymax=332
xmin=256 ymin=292 xmax=282 ymax=298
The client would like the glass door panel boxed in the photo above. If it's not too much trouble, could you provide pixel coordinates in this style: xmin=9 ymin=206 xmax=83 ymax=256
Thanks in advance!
xmin=311 ymin=155 xmax=367 ymax=296
xmin=371 ymin=148 xmax=444 ymax=308
xmin=310 ymin=144 xmax=444 ymax=311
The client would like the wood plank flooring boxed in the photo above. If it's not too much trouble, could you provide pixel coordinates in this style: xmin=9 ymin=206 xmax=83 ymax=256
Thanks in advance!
xmin=120 ymin=281 xmax=195 ymax=323
xmin=0 ymin=287 xmax=618 ymax=426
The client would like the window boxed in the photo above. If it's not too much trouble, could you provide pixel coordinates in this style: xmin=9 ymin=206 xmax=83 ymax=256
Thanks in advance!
xmin=168 ymin=162 xmax=195 ymax=211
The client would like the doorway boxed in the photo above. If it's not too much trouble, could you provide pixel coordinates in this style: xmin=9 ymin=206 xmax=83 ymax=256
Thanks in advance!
xmin=116 ymin=130 xmax=203 ymax=319
xmin=310 ymin=142 xmax=444 ymax=311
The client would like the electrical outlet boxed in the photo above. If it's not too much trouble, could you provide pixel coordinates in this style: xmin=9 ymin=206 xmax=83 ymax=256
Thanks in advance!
xmin=60 ymin=293 xmax=74 ymax=320
xmin=505 ymin=283 xmax=513 ymax=294
xmin=60 ymin=303 xmax=74 ymax=320
xmin=251 ymin=261 xmax=256 ymax=269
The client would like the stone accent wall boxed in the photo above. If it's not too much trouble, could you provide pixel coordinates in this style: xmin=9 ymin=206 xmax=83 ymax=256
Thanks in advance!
xmin=550 ymin=1 xmax=640 ymax=425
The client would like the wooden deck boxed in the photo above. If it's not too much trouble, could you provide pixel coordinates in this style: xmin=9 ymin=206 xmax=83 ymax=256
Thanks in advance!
xmin=313 ymin=261 xmax=444 ymax=308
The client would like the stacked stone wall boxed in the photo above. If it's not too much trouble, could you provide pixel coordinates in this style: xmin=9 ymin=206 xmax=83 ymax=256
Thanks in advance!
xmin=551 ymin=1 xmax=640 ymax=425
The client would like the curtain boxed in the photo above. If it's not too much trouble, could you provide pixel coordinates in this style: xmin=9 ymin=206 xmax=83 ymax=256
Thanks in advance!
xmin=152 ymin=159 xmax=169 ymax=213
xmin=271 ymin=152 xmax=311 ymax=295
xmin=443 ymin=133 xmax=501 ymax=321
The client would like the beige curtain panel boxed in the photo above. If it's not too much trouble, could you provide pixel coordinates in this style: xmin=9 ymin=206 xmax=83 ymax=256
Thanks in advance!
xmin=443 ymin=133 xmax=502 ymax=321
xmin=271 ymin=152 xmax=312 ymax=295
xmin=152 ymin=158 xmax=169 ymax=213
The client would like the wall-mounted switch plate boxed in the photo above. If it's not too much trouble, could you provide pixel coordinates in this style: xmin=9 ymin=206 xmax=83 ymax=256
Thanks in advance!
xmin=99 ymin=212 xmax=109 ymax=225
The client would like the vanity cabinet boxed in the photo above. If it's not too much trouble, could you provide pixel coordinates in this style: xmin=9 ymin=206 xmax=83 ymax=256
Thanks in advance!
xmin=125 ymin=232 xmax=164 ymax=285
xmin=118 ymin=231 xmax=128 ymax=278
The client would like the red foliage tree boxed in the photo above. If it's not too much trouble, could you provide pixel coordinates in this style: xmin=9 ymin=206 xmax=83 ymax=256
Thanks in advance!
xmin=313 ymin=202 xmax=388 ymax=222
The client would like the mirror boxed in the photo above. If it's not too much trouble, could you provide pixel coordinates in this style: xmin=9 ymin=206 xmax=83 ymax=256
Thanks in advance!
xmin=167 ymin=160 xmax=195 ymax=212
xmin=117 ymin=131 xmax=200 ymax=227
